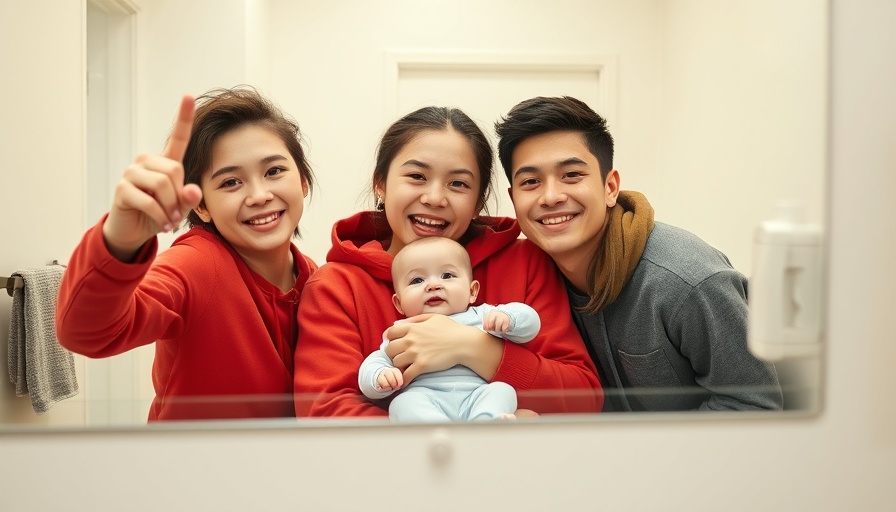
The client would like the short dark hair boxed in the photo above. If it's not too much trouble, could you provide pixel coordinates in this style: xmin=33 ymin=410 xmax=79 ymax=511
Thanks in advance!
xmin=495 ymin=96 xmax=614 ymax=183
xmin=181 ymin=86 xmax=315 ymax=237
xmin=372 ymin=106 xmax=494 ymax=215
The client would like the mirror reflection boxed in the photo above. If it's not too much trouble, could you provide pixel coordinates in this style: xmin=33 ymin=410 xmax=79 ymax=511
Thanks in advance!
xmin=0 ymin=0 xmax=827 ymax=429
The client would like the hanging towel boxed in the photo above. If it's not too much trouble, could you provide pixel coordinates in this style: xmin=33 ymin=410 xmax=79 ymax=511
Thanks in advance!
xmin=7 ymin=265 xmax=79 ymax=413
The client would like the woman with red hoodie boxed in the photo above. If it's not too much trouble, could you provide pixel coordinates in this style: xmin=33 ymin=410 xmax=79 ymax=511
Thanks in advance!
xmin=293 ymin=106 xmax=602 ymax=418
xmin=56 ymin=87 xmax=316 ymax=421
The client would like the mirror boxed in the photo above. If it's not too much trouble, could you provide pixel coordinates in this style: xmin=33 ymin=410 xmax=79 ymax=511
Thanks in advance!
xmin=0 ymin=0 xmax=827 ymax=429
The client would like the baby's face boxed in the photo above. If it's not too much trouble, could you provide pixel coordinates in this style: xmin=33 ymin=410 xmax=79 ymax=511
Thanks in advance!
xmin=392 ymin=242 xmax=477 ymax=317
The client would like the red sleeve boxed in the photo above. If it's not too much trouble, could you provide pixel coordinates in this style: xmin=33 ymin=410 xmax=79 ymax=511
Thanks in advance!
xmin=483 ymin=242 xmax=603 ymax=413
xmin=294 ymin=267 xmax=390 ymax=418
xmin=55 ymin=216 xmax=189 ymax=357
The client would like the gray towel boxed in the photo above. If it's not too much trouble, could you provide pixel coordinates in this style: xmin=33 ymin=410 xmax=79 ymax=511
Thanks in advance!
xmin=7 ymin=265 xmax=79 ymax=413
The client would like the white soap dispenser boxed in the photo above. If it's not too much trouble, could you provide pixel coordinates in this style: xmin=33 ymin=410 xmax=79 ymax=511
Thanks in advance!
xmin=748 ymin=202 xmax=824 ymax=361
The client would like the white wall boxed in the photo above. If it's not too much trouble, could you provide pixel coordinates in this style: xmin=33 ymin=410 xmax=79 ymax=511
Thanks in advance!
xmin=0 ymin=0 xmax=88 ymax=426
xmin=658 ymin=0 xmax=827 ymax=272
xmin=5 ymin=0 xmax=895 ymax=510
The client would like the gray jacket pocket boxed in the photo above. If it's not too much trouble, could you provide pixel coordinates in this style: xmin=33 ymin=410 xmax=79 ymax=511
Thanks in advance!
xmin=616 ymin=348 xmax=682 ymax=389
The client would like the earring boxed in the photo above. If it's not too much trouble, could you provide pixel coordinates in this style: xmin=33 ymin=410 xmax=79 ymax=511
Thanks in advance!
xmin=375 ymin=195 xmax=384 ymax=211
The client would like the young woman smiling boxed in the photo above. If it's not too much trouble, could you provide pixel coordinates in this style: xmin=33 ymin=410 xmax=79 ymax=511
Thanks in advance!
xmin=293 ymin=106 xmax=602 ymax=418
xmin=56 ymin=87 xmax=317 ymax=421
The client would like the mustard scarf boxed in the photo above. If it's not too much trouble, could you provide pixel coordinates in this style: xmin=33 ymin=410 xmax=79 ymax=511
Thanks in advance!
xmin=583 ymin=190 xmax=655 ymax=313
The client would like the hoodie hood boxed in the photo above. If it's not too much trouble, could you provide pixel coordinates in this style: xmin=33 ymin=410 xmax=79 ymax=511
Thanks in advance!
xmin=327 ymin=211 xmax=522 ymax=281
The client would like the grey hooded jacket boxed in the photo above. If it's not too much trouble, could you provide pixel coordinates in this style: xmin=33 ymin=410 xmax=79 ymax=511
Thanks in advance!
xmin=568 ymin=222 xmax=784 ymax=412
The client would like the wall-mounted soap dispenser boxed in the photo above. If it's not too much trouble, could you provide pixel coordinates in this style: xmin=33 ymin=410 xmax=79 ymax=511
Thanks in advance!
xmin=748 ymin=202 xmax=824 ymax=361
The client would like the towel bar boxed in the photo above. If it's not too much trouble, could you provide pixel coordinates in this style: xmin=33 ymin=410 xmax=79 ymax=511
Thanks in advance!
xmin=3 ymin=276 xmax=24 ymax=297
xmin=2 ymin=262 xmax=64 ymax=297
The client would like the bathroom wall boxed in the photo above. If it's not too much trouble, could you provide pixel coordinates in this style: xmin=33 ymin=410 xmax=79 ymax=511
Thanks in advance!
xmin=0 ymin=0 xmax=87 ymax=426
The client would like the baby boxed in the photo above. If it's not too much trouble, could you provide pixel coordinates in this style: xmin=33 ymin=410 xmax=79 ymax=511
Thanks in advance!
xmin=358 ymin=236 xmax=540 ymax=422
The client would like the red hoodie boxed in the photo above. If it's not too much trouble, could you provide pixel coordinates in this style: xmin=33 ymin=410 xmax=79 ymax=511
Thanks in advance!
xmin=294 ymin=211 xmax=602 ymax=417
xmin=56 ymin=216 xmax=317 ymax=421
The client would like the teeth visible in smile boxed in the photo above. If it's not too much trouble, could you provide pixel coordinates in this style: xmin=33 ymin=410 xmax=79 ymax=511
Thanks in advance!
xmin=412 ymin=216 xmax=447 ymax=227
xmin=541 ymin=215 xmax=574 ymax=225
xmin=247 ymin=212 xmax=281 ymax=225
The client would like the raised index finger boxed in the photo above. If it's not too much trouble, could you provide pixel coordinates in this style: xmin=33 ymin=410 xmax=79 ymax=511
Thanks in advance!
xmin=162 ymin=94 xmax=195 ymax=162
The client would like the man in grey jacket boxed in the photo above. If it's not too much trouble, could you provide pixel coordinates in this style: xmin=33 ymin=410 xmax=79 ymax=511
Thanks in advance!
xmin=495 ymin=96 xmax=783 ymax=411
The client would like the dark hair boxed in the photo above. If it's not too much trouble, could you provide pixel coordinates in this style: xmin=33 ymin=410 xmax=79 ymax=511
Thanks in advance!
xmin=181 ymin=86 xmax=315 ymax=237
xmin=495 ymin=96 xmax=614 ymax=182
xmin=371 ymin=106 xmax=494 ymax=217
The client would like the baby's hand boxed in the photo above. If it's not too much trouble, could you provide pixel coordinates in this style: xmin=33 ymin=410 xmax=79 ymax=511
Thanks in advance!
xmin=483 ymin=310 xmax=511 ymax=334
xmin=375 ymin=367 xmax=404 ymax=392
